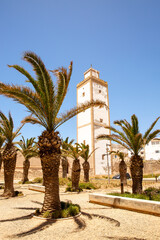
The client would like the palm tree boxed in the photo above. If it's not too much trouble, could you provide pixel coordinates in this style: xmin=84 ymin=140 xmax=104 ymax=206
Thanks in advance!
xmin=79 ymin=143 xmax=97 ymax=182
xmin=18 ymin=136 xmax=38 ymax=183
xmin=0 ymin=112 xmax=23 ymax=197
xmin=110 ymin=150 xmax=127 ymax=186
xmin=97 ymin=114 xmax=160 ymax=194
xmin=63 ymin=143 xmax=83 ymax=191
xmin=0 ymin=132 xmax=5 ymax=170
xmin=61 ymin=137 xmax=74 ymax=178
xmin=0 ymin=52 xmax=106 ymax=213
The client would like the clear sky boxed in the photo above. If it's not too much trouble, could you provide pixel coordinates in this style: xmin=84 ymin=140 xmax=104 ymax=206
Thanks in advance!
xmin=0 ymin=0 xmax=160 ymax=142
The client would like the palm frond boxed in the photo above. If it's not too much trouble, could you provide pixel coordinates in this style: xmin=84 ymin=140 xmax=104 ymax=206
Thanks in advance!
xmin=145 ymin=130 xmax=160 ymax=144
xmin=8 ymin=64 xmax=41 ymax=95
xmin=52 ymin=62 xmax=73 ymax=119
xmin=97 ymin=134 xmax=131 ymax=151
xmin=143 ymin=117 xmax=160 ymax=140
xmin=55 ymin=100 xmax=106 ymax=130
xmin=21 ymin=115 xmax=47 ymax=128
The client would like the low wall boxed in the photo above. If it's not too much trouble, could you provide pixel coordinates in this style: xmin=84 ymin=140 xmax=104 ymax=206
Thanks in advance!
xmin=89 ymin=193 xmax=160 ymax=216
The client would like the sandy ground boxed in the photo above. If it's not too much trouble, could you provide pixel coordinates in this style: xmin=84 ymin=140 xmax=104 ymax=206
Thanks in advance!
xmin=0 ymin=185 xmax=160 ymax=240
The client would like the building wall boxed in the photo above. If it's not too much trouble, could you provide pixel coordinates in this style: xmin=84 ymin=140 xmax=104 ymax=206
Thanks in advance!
xmin=77 ymin=68 xmax=111 ymax=175
xmin=145 ymin=139 xmax=160 ymax=160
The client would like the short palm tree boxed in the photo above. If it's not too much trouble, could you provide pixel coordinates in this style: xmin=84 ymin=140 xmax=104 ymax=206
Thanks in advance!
xmin=0 ymin=112 xmax=23 ymax=197
xmin=97 ymin=114 xmax=160 ymax=194
xmin=0 ymin=52 xmax=106 ymax=213
xmin=61 ymin=137 xmax=74 ymax=178
xmin=0 ymin=131 xmax=5 ymax=170
xmin=63 ymin=143 xmax=83 ymax=191
xmin=110 ymin=150 xmax=127 ymax=186
xmin=79 ymin=143 xmax=97 ymax=182
xmin=18 ymin=136 xmax=38 ymax=183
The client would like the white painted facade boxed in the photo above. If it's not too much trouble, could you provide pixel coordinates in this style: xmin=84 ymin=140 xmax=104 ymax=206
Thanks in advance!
xmin=143 ymin=138 xmax=160 ymax=160
xmin=77 ymin=67 xmax=111 ymax=175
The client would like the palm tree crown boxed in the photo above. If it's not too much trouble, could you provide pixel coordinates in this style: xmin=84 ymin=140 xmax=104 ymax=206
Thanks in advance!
xmin=97 ymin=114 xmax=160 ymax=155
xmin=79 ymin=143 xmax=97 ymax=162
xmin=18 ymin=136 xmax=38 ymax=159
xmin=0 ymin=111 xmax=23 ymax=145
xmin=0 ymin=52 xmax=106 ymax=132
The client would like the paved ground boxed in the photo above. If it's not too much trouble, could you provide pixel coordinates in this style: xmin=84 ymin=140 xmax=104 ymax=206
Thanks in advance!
xmin=0 ymin=185 xmax=160 ymax=240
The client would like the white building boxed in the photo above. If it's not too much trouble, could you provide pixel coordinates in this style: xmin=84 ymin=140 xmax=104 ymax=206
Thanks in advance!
xmin=77 ymin=67 xmax=111 ymax=175
xmin=144 ymin=138 xmax=160 ymax=160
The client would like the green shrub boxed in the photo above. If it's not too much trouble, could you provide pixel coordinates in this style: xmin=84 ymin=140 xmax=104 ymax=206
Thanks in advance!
xmin=36 ymin=202 xmax=80 ymax=219
xmin=61 ymin=209 xmax=69 ymax=218
xmin=51 ymin=210 xmax=61 ymax=219
xmin=79 ymin=182 xmax=96 ymax=190
xmin=59 ymin=177 xmax=70 ymax=186
xmin=33 ymin=177 xmax=43 ymax=183
xmin=66 ymin=182 xmax=96 ymax=192
xmin=68 ymin=205 xmax=80 ymax=216
xmin=65 ymin=186 xmax=83 ymax=192
xmin=143 ymin=173 xmax=160 ymax=178
xmin=109 ymin=188 xmax=160 ymax=201
xmin=14 ymin=191 xmax=23 ymax=197
xmin=42 ymin=211 xmax=51 ymax=218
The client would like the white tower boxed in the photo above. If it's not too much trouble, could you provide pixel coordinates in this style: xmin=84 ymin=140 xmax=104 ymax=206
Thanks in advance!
xmin=77 ymin=67 xmax=111 ymax=175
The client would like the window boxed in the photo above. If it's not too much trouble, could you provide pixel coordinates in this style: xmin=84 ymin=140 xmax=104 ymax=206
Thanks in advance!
xmin=155 ymin=150 xmax=160 ymax=153
xmin=115 ymin=155 xmax=117 ymax=158
xmin=82 ymin=92 xmax=85 ymax=97
xmin=100 ymin=118 xmax=103 ymax=123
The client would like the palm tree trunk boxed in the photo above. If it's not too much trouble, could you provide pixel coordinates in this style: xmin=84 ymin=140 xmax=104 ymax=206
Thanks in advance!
xmin=38 ymin=130 xmax=61 ymax=213
xmin=0 ymin=152 xmax=2 ymax=170
xmin=22 ymin=158 xmax=30 ymax=183
xmin=130 ymin=155 xmax=143 ymax=194
xmin=62 ymin=156 xmax=68 ymax=178
xmin=119 ymin=159 xmax=127 ymax=186
xmin=82 ymin=161 xmax=90 ymax=182
xmin=71 ymin=159 xmax=81 ymax=191
xmin=2 ymin=144 xmax=17 ymax=197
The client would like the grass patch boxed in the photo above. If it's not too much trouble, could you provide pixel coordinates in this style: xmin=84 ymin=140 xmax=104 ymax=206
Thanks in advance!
xmin=65 ymin=182 xmax=97 ymax=192
xmin=109 ymin=187 xmax=160 ymax=201
xmin=59 ymin=177 xmax=71 ymax=186
xmin=35 ymin=201 xmax=80 ymax=219
xmin=143 ymin=174 xmax=160 ymax=178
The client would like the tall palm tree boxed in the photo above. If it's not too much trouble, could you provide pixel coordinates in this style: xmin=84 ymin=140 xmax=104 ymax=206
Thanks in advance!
xmin=61 ymin=137 xmax=74 ymax=178
xmin=18 ymin=136 xmax=38 ymax=183
xmin=0 ymin=52 xmax=106 ymax=213
xmin=0 ymin=112 xmax=23 ymax=197
xmin=79 ymin=143 xmax=97 ymax=182
xmin=63 ymin=143 xmax=83 ymax=191
xmin=97 ymin=114 xmax=160 ymax=194
xmin=110 ymin=150 xmax=127 ymax=186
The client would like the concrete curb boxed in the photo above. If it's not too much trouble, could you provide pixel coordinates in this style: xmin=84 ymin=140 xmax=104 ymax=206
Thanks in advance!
xmin=89 ymin=193 xmax=160 ymax=216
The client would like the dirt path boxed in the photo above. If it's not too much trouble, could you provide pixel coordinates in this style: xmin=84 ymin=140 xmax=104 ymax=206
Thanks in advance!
xmin=0 ymin=185 xmax=160 ymax=240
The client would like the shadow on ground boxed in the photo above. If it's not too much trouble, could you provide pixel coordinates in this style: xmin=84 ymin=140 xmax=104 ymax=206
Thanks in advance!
xmin=4 ymin=203 xmax=120 ymax=238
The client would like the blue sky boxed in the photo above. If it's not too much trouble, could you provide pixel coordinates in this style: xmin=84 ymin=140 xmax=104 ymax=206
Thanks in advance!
xmin=0 ymin=0 xmax=160 ymax=142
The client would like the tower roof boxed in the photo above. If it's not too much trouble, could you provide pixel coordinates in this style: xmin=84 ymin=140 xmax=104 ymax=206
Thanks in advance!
xmin=84 ymin=66 xmax=99 ymax=79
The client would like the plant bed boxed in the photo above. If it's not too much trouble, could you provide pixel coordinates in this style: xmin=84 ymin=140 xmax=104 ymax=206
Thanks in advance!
xmin=65 ymin=182 xmax=97 ymax=192
xmin=109 ymin=187 xmax=160 ymax=201
xmin=0 ymin=190 xmax=24 ymax=198
xmin=89 ymin=190 xmax=160 ymax=216
xmin=33 ymin=201 xmax=81 ymax=220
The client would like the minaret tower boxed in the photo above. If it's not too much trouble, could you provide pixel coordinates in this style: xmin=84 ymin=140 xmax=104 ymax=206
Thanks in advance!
xmin=77 ymin=67 xmax=111 ymax=175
